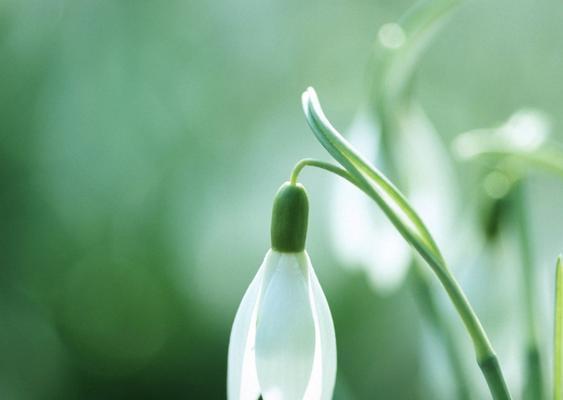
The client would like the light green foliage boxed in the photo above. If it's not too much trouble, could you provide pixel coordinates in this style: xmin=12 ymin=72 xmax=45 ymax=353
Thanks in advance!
xmin=1 ymin=0 xmax=563 ymax=399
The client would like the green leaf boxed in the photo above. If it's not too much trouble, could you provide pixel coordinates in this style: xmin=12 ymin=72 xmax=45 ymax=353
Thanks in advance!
xmin=302 ymin=87 xmax=445 ymax=272
xmin=555 ymin=255 xmax=563 ymax=400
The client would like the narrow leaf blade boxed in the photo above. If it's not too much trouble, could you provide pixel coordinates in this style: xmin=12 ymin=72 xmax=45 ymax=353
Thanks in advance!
xmin=302 ymin=87 xmax=445 ymax=271
xmin=555 ymin=255 xmax=563 ymax=400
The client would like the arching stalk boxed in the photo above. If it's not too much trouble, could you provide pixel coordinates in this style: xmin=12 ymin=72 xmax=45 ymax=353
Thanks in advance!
xmin=299 ymin=87 xmax=512 ymax=400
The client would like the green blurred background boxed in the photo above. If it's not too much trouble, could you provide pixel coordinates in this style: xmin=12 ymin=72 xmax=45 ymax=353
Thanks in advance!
xmin=1 ymin=0 xmax=563 ymax=399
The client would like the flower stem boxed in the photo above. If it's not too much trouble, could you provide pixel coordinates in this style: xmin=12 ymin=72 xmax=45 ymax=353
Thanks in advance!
xmin=512 ymin=182 xmax=544 ymax=400
xmin=555 ymin=256 xmax=563 ymax=400
xmin=411 ymin=263 xmax=471 ymax=400
xmin=301 ymin=87 xmax=512 ymax=399
xmin=479 ymin=354 xmax=512 ymax=400
xmin=292 ymin=157 xmax=512 ymax=399
xmin=430 ymin=260 xmax=511 ymax=400
xmin=290 ymin=159 xmax=358 ymax=186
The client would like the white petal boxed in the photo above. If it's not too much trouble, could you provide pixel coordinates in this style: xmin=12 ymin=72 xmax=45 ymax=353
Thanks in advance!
xmin=499 ymin=109 xmax=550 ymax=150
xmin=255 ymin=252 xmax=316 ymax=400
xmin=395 ymin=106 xmax=457 ymax=248
xmin=453 ymin=109 xmax=551 ymax=158
xmin=330 ymin=111 xmax=380 ymax=269
xmin=363 ymin=217 xmax=412 ymax=292
xmin=228 ymin=251 xmax=277 ymax=400
xmin=331 ymin=113 xmax=411 ymax=292
xmin=304 ymin=254 xmax=337 ymax=400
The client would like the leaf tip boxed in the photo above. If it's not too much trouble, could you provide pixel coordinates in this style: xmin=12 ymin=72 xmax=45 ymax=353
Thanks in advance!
xmin=301 ymin=87 xmax=317 ymax=113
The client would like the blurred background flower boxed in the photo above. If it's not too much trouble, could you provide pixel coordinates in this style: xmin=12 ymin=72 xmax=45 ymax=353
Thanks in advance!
xmin=1 ymin=0 xmax=563 ymax=399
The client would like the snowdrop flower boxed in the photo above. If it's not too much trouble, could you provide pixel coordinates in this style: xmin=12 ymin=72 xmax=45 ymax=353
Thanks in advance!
xmin=228 ymin=182 xmax=336 ymax=400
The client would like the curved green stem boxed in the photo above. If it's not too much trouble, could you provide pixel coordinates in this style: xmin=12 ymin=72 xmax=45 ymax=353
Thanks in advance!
xmin=411 ymin=263 xmax=472 ymax=400
xmin=290 ymin=159 xmax=359 ymax=186
xmin=367 ymin=0 xmax=461 ymax=158
xmin=512 ymin=182 xmax=544 ymax=400
xmin=301 ymin=87 xmax=512 ymax=399
xmin=295 ymin=158 xmax=472 ymax=399
xmin=294 ymin=152 xmax=510 ymax=399
xmin=555 ymin=256 xmax=563 ymax=400
xmin=506 ymin=151 xmax=563 ymax=178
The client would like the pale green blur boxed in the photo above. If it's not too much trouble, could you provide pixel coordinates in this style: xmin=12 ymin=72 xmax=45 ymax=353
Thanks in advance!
xmin=1 ymin=0 xmax=562 ymax=399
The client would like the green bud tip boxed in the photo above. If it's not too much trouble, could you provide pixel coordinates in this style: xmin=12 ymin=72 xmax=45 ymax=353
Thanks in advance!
xmin=270 ymin=182 xmax=309 ymax=253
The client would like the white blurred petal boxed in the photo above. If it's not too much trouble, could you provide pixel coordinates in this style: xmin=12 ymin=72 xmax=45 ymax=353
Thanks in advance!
xmin=499 ymin=109 xmax=550 ymax=150
xmin=331 ymin=171 xmax=376 ymax=268
xmin=304 ymin=255 xmax=337 ymax=400
xmin=363 ymin=221 xmax=411 ymax=291
xmin=454 ymin=109 xmax=551 ymax=159
xmin=227 ymin=251 xmax=275 ymax=400
xmin=331 ymin=112 xmax=411 ymax=292
xmin=395 ymin=105 xmax=457 ymax=247
xmin=255 ymin=252 xmax=316 ymax=400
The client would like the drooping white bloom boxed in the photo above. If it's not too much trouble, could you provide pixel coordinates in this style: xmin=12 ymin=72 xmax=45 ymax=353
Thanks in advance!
xmin=228 ymin=183 xmax=336 ymax=400
xmin=228 ymin=250 xmax=336 ymax=400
